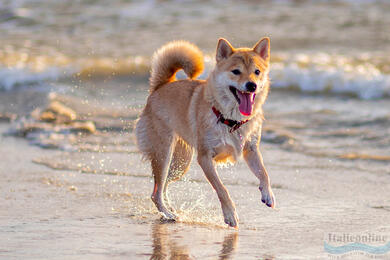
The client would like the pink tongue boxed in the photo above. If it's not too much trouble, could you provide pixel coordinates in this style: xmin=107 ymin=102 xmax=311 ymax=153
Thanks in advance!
xmin=236 ymin=91 xmax=255 ymax=116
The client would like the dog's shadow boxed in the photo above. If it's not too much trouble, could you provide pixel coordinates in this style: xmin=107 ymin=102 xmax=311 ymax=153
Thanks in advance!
xmin=149 ymin=221 xmax=238 ymax=260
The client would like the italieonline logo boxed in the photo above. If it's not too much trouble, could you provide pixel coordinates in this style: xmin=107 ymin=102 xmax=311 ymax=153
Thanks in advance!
xmin=324 ymin=232 xmax=390 ymax=257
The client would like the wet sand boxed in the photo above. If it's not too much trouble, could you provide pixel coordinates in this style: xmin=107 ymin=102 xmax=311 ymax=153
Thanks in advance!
xmin=1 ymin=78 xmax=389 ymax=259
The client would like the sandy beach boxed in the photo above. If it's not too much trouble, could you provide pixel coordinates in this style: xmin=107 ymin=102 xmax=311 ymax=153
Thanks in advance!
xmin=1 ymin=80 xmax=389 ymax=259
xmin=1 ymin=0 xmax=390 ymax=259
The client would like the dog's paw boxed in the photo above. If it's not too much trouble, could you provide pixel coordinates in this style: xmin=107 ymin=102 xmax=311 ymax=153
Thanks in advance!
xmin=160 ymin=210 xmax=178 ymax=221
xmin=159 ymin=216 xmax=177 ymax=223
xmin=260 ymin=186 xmax=276 ymax=208
xmin=222 ymin=208 xmax=239 ymax=228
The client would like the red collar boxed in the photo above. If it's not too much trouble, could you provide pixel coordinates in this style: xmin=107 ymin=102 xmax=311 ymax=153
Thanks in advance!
xmin=212 ymin=106 xmax=249 ymax=133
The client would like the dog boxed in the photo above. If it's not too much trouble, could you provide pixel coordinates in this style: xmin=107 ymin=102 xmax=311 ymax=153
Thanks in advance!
xmin=135 ymin=37 xmax=275 ymax=228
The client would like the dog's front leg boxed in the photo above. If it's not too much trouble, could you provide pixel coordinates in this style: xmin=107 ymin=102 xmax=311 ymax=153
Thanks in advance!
xmin=197 ymin=153 xmax=239 ymax=228
xmin=243 ymin=140 xmax=276 ymax=208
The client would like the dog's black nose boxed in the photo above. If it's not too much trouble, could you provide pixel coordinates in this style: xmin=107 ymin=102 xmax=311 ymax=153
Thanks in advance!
xmin=245 ymin=82 xmax=257 ymax=92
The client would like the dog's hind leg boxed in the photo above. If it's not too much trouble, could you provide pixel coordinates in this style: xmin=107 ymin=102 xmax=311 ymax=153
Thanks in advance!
xmin=136 ymin=112 xmax=178 ymax=220
xmin=163 ymin=139 xmax=194 ymax=208
xmin=149 ymin=129 xmax=177 ymax=220
xmin=167 ymin=139 xmax=193 ymax=183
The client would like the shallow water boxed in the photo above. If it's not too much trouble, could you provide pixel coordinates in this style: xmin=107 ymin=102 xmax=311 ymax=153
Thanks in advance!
xmin=1 ymin=0 xmax=390 ymax=259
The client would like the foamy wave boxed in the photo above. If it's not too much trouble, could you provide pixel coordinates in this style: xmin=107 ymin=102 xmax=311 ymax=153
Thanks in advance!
xmin=0 ymin=53 xmax=150 ymax=91
xmin=270 ymin=53 xmax=390 ymax=99
xmin=1 ymin=52 xmax=389 ymax=99
xmin=0 ymin=66 xmax=71 ymax=91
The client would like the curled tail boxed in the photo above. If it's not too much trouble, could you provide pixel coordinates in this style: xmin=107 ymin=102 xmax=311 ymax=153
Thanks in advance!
xmin=149 ymin=41 xmax=204 ymax=92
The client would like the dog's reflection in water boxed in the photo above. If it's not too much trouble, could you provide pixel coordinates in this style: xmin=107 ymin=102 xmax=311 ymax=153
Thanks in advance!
xmin=150 ymin=221 xmax=238 ymax=260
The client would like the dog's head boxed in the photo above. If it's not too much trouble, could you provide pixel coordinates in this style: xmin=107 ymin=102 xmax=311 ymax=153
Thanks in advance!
xmin=209 ymin=38 xmax=270 ymax=120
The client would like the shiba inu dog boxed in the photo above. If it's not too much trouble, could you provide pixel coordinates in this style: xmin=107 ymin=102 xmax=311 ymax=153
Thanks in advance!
xmin=135 ymin=37 xmax=275 ymax=228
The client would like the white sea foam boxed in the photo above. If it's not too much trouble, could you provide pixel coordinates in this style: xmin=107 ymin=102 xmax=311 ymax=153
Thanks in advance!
xmin=269 ymin=53 xmax=390 ymax=100
xmin=1 ymin=52 xmax=389 ymax=100
xmin=0 ymin=66 xmax=72 ymax=91
xmin=199 ymin=52 xmax=390 ymax=100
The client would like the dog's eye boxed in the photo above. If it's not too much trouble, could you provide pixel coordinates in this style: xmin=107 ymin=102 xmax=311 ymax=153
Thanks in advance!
xmin=231 ymin=69 xmax=241 ymax=75
xmin=255 ymin=69 xmax=260 ymax=75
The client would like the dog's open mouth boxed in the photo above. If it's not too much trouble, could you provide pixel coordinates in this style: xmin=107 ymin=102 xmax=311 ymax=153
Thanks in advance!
xmin=229 ymin=86 xmax=256 ymax=116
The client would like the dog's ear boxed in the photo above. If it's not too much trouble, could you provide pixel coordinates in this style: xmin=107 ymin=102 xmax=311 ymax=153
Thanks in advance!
xmin=216 ymin=38 xmax=234 ymax=62
xmin=253 ymin=37 xmax=270 ymax=61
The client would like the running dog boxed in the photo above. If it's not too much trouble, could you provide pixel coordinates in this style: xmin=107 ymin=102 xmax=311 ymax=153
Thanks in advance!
xmin=136 ymin=37 xmax=275 ymax=228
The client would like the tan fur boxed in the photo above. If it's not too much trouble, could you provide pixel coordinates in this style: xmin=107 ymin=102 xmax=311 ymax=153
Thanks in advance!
xmin=149 ymin=41 xmax=204 ymax=92
xmin=136 ymin=38 xmax=275 ymax=228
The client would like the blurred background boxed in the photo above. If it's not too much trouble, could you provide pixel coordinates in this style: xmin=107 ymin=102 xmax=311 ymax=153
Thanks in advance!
xmin=1 ymin=0 xmax=390 ymax=97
